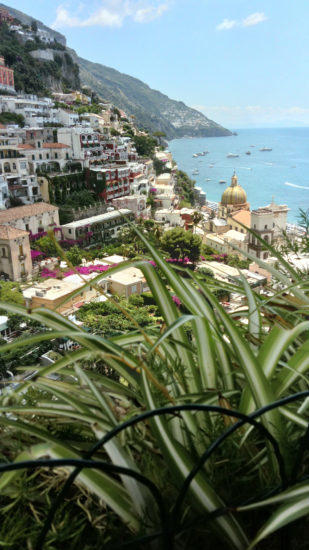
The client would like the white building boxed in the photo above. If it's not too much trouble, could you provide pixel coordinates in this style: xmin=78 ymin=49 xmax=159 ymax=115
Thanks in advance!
xmin=0 ymin=202 xmax=59 ymax=236
xmin=155 ymin=208 xmax=184 ymax=227
xmin=61 ymin=208 xmax=134 ymax=246
xmin=112 ymin=195 xmax=149 ymax=218
xmin=0 ymin=95 xmax=56 ymax=127
xmin=55 ymin=108 xmax=80 ymax=127
xmin=58 ymin=127 xmax=107 ymax=167
xmin=0 ymin=146 xmax=41 ymax=204
xmin=249 ymin=200 xmax=288 ymax=260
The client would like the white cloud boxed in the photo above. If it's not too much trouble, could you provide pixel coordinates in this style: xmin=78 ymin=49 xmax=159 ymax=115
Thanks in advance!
xmin=134 ymin=3 xmax=168 ymax=23
xmin=216 ymin=18 xmax=237 ymax=31
xmin=242 ymin=12 xmax=267 ymax=27
xmin=216 ymin=12 xmax=267 ymax=31
xmin=52 ymin=1 xmax=169 ymax=29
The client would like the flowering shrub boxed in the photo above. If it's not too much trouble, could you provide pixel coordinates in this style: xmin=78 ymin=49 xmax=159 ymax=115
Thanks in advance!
xmin=172 ymin=295 xmax=181 ymax=308
xmin=30 ymin=232 xmax=47 ymax=241
xmin=166 ymin=257 xmax=190 ymax=264
xmin=63 ymin=264 xmax=116 ymax=277
xmin=41 ymin=268 xmax=58 ymax=278
xmin=41 ymin=263 xmax=117 ymax=279
xmin=31 ymin=250 xmax=44 ymax=259
xmin=211 ymin=254 xmax=227 ymax=262
xmin=60 ymin=239 xmax=78 ymax=247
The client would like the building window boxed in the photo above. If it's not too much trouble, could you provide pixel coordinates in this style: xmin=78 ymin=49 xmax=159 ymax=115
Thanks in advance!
xmin=68 ymin=229 xmax=72 ymax=234
xmin=273 ymin=222 xmax=275 ymax=228
xmin=55 ymin=153 xmax=58 ymax=159
xmin=264 ymin=224 xmax=268 ymax=229
xmin=46 ymin=153 xmax=49 ymax=159
xmin=38 ymin=141 xmax=41 ymax=148
xmin=131 ymin=284 xmax=137 ymax=294
xmin=2 ymin=248 xmax=6 ymax=257
xmin=19 ymin=244 xmax=23 ymax=256
xmin=25 ymin=224 xmax=29 ymax=231
xmin=39 ymin=154 xmax=42 ymax=160
xmin=32 ymin=155 xmax=35 ymax=161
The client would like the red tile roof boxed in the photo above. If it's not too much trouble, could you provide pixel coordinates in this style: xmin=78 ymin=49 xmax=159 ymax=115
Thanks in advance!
xmin=0 ymin=225 xmax=29 ymax=239
xmin=0 ymin=203 xmax=58 ymax=223
xmin=18 ymin=144 xmax=35 ymax=150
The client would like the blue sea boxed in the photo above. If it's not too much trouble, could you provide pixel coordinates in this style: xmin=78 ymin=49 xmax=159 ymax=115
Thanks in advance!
xmin=168 ymin=127 xmax=309 ymax=223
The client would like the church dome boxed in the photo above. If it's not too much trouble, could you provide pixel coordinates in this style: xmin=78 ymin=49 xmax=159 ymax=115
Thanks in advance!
xmin=221 ymin=172 xmax=247 ymax=206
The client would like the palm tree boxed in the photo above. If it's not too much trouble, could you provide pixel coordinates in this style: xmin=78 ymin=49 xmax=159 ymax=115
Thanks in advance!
xmin=192 ymin=211 xmax=203 ymax=233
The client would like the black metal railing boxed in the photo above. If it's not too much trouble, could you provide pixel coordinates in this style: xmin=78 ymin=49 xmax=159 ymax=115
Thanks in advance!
xmin=0 ymin=391 xmax=308 ymax=550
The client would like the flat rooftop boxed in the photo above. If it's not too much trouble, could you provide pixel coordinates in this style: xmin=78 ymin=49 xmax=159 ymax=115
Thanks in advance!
xmin=62 ymin=208 xmax=132 ymax=229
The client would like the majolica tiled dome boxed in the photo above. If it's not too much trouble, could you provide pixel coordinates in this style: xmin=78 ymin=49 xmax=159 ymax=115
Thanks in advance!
xmin=221 ymin=172 xmax=247 ymax=206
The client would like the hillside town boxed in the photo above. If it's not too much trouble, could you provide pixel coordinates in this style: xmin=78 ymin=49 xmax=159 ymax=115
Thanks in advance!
xmin=0 ymin=45 xmax=303 ymax=329
xmin=0 ymin=4 xmax=308 ymax=550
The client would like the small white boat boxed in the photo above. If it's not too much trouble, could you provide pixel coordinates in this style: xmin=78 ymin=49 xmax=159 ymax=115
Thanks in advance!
xmin=192 ymin=169 xmax=199 ymax=175
xmin=193 ymin=153 xmax=198 ymax=158
xmin=205 ymin=178 xmax=211 ymax=181
xmin=226 ymin=153 xmax=239 ymax=158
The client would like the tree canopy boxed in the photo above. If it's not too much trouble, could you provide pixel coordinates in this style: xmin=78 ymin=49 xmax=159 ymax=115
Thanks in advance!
xmin=160 ymin=227 xmax=202 ymax=263
xmin=133 ymin=135 xmax=157 ymax=157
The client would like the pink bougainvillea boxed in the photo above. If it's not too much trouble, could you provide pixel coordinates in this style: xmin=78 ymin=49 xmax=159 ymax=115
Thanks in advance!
xmin=172 ymin=295 xmax=181 ymax=307
xmin=31 ymin=250 xmax=44 ymax=259
xmin=41 ymin=268 xmax=58 ymax=278
xmin=41 ymin=263 xmax=117 ymax=279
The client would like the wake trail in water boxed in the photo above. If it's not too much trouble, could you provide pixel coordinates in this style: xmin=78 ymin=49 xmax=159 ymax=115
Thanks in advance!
xmin=285 ymin=182 xmax=309 ymax=190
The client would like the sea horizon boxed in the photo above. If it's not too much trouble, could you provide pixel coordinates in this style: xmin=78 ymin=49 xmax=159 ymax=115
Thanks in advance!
xmin=168 ymin=127 xmax=309 ymax=223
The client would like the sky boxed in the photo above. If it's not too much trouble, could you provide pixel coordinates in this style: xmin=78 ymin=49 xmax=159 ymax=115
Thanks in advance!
xmin=4 ymin=1 xmax=309 ymax=129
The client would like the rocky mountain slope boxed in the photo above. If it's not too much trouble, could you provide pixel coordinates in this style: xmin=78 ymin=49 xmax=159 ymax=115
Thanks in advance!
xmin=71 ymin=51 xmax=231 ymax=139
xmin=1 ymin=3 xmax=231 ymax=139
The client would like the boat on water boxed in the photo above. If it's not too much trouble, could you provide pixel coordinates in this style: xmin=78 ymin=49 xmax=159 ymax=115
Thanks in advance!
xmin=205 ymin=178 xmax=211 ymax=181
xmin=226 ymin=153 xmax=239 ymax=158
xmin=209 ymin=163 xmax=215 ymax=167
xmin=246 ymin=151 xmax=251 ymax=155
xmin=260 ymin=147 xmax=272 ymax=151
xmin=192 ymin=169 xmax=199 ymax=175
xmin=219 ymin=180 xmax=226 ymax=184
xmin=193 ymin=153 xmax=198 ymax=158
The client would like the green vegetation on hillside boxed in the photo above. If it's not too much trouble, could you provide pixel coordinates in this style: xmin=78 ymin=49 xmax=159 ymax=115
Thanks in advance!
xmin=0 ymin=22 xmax=79 ymax=94
xmin=0 ymin=111 xmax=24 ymax=126
xmin=175 ymin=170 xmax=196 ymax=205
xmin=73 ymin=51 xmax=232 ymax=139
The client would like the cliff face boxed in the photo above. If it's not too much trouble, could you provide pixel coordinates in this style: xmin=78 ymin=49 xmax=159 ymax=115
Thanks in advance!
xmin=72 ymin=52 xmax=231 ymax=139
xmin=0 ymin=22 xmax=79 ymax=95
